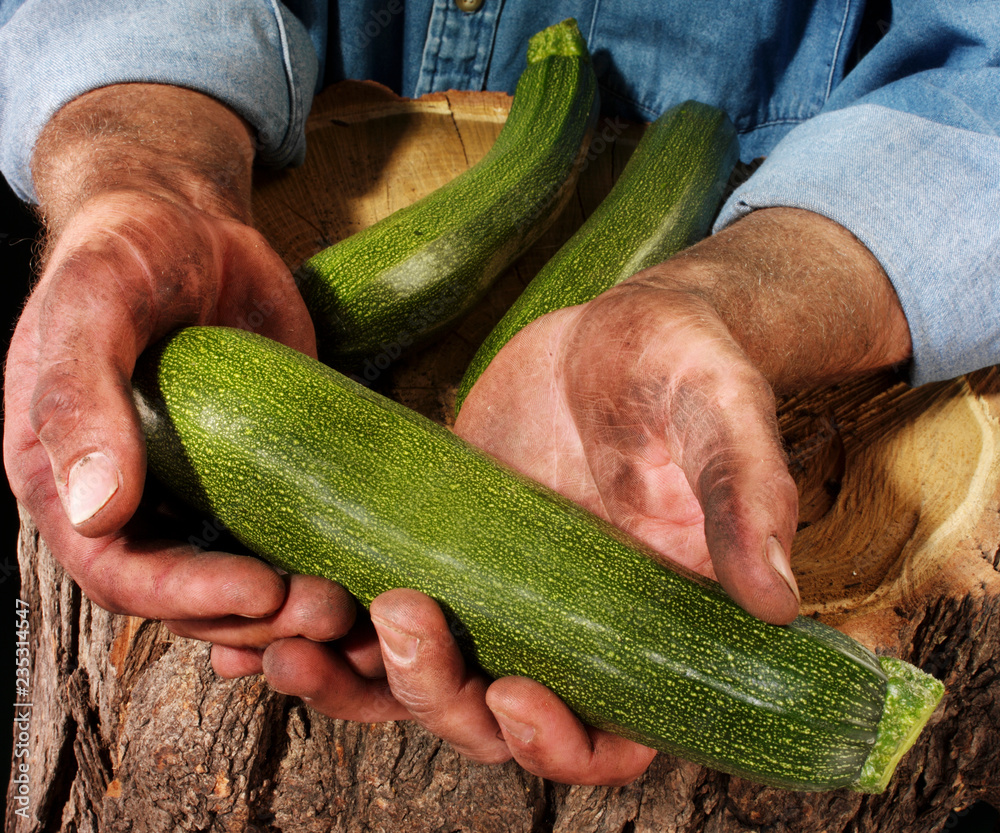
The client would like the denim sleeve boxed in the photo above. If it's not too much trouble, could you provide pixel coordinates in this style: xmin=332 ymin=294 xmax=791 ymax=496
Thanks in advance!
xmin=715 ymin=3 xmax=1000 ymax=386
xmin=0 ymin=0 xmax=319 ymax=204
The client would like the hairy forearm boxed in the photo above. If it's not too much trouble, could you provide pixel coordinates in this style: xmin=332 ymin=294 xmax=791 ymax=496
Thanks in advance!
xmin=640 ymin=207 xmax=913 ymax=391
xmin=31 ymin=84 xmax=256 ymax=238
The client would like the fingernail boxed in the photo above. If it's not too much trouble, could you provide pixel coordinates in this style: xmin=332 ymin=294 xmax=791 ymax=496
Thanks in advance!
xmin=495 ymin=713 xmax=535 ymax=744
xmin=374 ymin=620 xmax=419 ymax=665
xmin=767 ymin=536 xmax=800 ymax=605
xmin=67 ymin=452 xmax=120 ymax=525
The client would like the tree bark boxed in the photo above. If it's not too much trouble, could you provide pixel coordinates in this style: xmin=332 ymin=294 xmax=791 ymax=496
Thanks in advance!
xmin=8 ymin=81 xmax=999 ymax=833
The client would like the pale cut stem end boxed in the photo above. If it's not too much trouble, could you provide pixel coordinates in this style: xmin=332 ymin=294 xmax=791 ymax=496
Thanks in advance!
xmin=852 ymin=656 xmax=945 ymax=794
xmin=526 ymin=19 xmax=588 ymax=63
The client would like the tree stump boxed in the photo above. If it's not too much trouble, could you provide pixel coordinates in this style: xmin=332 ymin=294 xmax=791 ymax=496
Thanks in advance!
xmin=7 ymin=81 xmax=999 ymax=833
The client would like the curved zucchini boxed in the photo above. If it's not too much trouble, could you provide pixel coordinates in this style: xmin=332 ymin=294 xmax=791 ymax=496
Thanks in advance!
xmin=133 ymin=326 xmax=944 ymax=793
xmin=456 ymin=100 xmax=739 ymax=412
xmin=296 ymin=19 xmax=598 ymax=369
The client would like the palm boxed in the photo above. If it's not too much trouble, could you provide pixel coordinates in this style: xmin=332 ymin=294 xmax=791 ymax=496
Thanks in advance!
xmin=455 ymin=305 xmax=716 ymax=581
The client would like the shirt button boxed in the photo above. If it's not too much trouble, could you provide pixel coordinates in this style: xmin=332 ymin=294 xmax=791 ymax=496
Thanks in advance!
xmin=454 ymin=0 xmax=484 ymax=11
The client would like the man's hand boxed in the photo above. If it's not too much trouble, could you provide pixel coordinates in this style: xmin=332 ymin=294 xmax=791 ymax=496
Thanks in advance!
xmin=457 ymin=291 xmax=801 ymax=621
xmin=457 ymin=207 xmax=911 ymax=616
xmin=2 ymin=84 xmax=348 ymax=663
xmin=267 ymin=207 xmax=910 ymax=786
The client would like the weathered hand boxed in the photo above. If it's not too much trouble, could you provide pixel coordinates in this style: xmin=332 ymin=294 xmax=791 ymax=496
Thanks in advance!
xmin=257 ymin=587 xmax=658 ymax=784
xmin=456 ymin=286 xmax=802 ymax=619
xmin=285 ymin=207 xmax=910 ymax=785
xmin=3 ymin=84 xmax=338 ymax=660
xmin=457 ymin=206 xmax=913 ymax=620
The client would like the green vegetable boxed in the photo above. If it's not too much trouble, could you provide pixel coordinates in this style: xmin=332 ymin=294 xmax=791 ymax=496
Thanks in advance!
xmin=133 ymin=326 xmax=944 ymax=793
xmin=296 ymin=19 xmax=598 ymax=370
xmin=455 ymin=100 xmax=739 ymax=411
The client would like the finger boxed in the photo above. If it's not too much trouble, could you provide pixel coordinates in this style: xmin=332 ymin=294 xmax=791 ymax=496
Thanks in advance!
xmin=370 ymin=589 xmax=511 ymax=764
xmin=91 ymin=545 xmax=287 ymax=620
xmin=11 ymin=296 xmax=142 ymax=538
xmin=486 ymin=677 xmax=656 ymax=786
xmin=697 ymin=445 xmax=801 ymax=625
xmin=212 ymin=645 xmax=265 ymax=678
xmin=23 ymin=230 xmax=179 ymax=536
xmin=215 ymin=222 xmax=318 ymax=359
xmin=29 ymin=494 xmax=287 ymax=621
xmin=680 ymin=370 xmax=801 ymax=625
xmin=335 ymin=610 xmax=388 ymax=678
xmin=166 ymin=574 xmax=355 ymax=647
xmin=262 ymin=637 xmax=409 ymax=722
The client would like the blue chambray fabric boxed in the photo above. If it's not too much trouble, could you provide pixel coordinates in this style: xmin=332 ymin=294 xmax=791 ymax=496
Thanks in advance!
xmin=718 ymin=105 xmax=1000 ymax=385
xmin=309 ymin=0 xmax=871 ymax=160
xmin=717 ymin=1 xmax=1000 ymax=384
xmin=1 ymin=0 xmax=998 ymax=384
xmin=0 ymin=0 xmax=318 ymax=201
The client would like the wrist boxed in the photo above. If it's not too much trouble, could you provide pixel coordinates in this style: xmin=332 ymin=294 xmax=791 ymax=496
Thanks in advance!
xmin=31 ymin=84 xmax=256 ymax=238
xmin=630 ymin=208 xmax=913 ymax=390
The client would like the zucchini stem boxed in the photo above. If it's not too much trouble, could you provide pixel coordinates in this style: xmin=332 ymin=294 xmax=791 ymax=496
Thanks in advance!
xmin=526 ymin=18 xmax=589 ymax=63
xmin=853 ymin=656 xmax=945 ymax=793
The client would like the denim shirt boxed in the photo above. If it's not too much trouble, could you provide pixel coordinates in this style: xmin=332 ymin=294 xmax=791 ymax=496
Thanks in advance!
xmin=1 ymin=0 xmax=998 ymax=385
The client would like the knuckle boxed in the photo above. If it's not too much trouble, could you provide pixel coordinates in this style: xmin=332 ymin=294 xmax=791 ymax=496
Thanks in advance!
xmin=289 ymin=576 xmax=355 ymax=638
xmin=79 ymin=558 xmax=130 ymax=615
xmin=389 ymin=681 xmax=441 ymax=718
xmin=6 ymin=455 xmax=54 ymax=510
xmin=29 ymin=371 xmax=90 ymax=450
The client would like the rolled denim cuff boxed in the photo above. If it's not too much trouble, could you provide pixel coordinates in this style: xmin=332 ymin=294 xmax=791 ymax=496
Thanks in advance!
xmin=716 ymin=104 xmax=1000 ymax=386
xmin=0 ymin=0 xmax=318 ymax=203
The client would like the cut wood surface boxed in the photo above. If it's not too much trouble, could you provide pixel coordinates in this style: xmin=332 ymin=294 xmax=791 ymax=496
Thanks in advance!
xmin=8 ymin=80 xmax=999 ymax=832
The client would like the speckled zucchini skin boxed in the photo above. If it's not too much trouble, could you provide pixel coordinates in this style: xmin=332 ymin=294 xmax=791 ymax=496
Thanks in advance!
xmin=296 ymin=19 xmax=598 ymax=369
xmin=456 ymin=100 xmax=739 ymax=412
xmin=134 ymin=326 xmax=936 ymax=792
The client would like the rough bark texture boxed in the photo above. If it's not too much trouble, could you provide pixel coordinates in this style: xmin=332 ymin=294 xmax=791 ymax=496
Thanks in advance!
xmin=8 ymin=81 xmax=999 ymax=833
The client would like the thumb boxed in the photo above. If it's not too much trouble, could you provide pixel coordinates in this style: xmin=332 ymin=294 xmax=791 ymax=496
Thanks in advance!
xmin=697 ymin=450 xmax=801 ymax=624
xmin=22 ymin=262 xmax=151 ymax=536
xmin=684 ymin=379 xmax=801 ymax=625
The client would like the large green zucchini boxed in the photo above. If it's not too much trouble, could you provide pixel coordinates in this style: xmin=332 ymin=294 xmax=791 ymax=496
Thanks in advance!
xmin=296 ymin=19 xmax=598 ymax=369
xmin=133 ymin=326 xmax=943 ymax=793
xmin=456 ymin=99 xmax=739 ymax=412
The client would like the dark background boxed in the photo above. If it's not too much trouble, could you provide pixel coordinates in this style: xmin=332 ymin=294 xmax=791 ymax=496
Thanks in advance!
xmin=0 ymin=176 xmax=996 ymax=831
